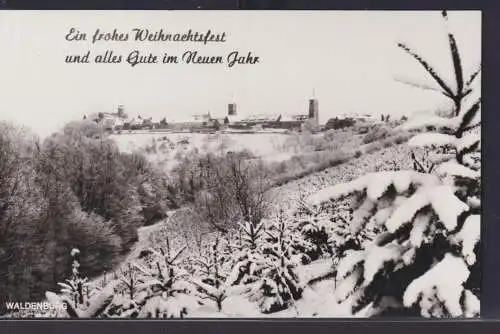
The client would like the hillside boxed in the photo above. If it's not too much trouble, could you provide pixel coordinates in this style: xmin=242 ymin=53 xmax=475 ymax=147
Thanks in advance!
xmin=109 ymin=129 xmax=368 ymax=173
xmin=12 ymin=105 xmax=478 ymax=319
xmin=121 ymin=140 xmax=414 ymax=254
xmin=271 ymin=143 xmax=415 ymax=212
xmin=68 ymin=140 xmax=413 ymax=316
xmin=110 ymin=132 xmax=293 ymax=172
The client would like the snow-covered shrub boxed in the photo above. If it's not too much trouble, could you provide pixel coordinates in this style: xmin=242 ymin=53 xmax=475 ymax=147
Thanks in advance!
xmin=46 ymin=283 xmax=116 ymax=318
xmin=170 ymin=151 xmax=271 ymax=233
xmin=362 ymin=125 xmax=391 ymax=144
xmin=293 ymin=205 xmax=333 ymax=262
xmin=116 ymin=263 xmax=144 ymax=303
xmin=131 ymin=240 xmax=197 ymax=318
xmin=191 ymin=237 xmax=232 ymax=311
xmin=306 ymin=11 xmax=480 ymax=317
xmin=82 ymin=238 xmax=197 ymax=318
xmin=44 ymin=248 xmax=116 ymax=318
xmin=224 ymin=221 xmax=268 ymax=287
xmin=293 ymin=199 xmax=359 ymax=264
xmin=58 ymin=248 xmax=90 ymax=306
xmin=102 ymin=264 xmax=144 ymax=318
xmin=195 ymin=216 xmax=305 ymax=314
xmin=246 ymin=214 xmax=304 ymax=313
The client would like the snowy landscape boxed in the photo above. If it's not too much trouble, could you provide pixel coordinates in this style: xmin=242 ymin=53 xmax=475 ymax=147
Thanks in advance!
xmin=0 ymin=11 xmax=480 ymax=319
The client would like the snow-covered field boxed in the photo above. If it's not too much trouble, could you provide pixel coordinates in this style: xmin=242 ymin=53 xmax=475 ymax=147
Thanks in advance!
xmin=111 ymin=132 xmax=291 ymax=157
xmin=110 ymin=132 xmax=294 ymax=173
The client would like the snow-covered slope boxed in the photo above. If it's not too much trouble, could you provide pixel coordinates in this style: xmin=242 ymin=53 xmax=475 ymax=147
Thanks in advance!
xmin=271 ymin=144 xmax=415 ymax=213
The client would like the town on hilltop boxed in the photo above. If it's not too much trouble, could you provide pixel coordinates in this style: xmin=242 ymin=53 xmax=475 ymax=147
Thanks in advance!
xmin=84 ymin=98 xmax=381 ymax=134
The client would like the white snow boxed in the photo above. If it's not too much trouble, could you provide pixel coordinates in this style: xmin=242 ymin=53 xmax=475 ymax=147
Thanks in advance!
xmin=428 ymin=185 xmax=469 ymax=231
xmin=112 ymin=132 xmax=290 ymax=157
xmin=53 ymin=120 xmax=479 ymax=319
xmin=80 ymin=281 xmax=117 ymax=317
xmin=452 ymin=215 xmax=480 ymax=265
xmin=467 ymin=196 xmax=481 ymax=209
xmin=411 ymin=172 xmax=441 ymax=188
xmin=186 ymin=305 xmax=230 ymax=318
xmin=265 ymin=152 xmax=295 ymax=162
xmin=462 ymin=289 xmax=480 ymax=317
xmin=463 ymin=153 xmax=481 ymax=170
xmin=403 ymin=253 xmax=470 ymax=317
xmin=428 ymin=152 xmax=455 ymax=166
xmin=401 ymin=247 xmax=416 ymax=266
xmin=436 ymin=161 xmax=480 ymax=179
xmin=400 ymin=114 xmax=459 ymax=131
xmin=383 ymin=182 xmax=468 ymax=234
xmin=306 ymin=174 xmax=372 ymax=206
xmin=409 ymin=213 xmax=429 ymax=248
xmin=109 ymin=132 xmax=296 ymax=174
xmin=385 ymin=190 xmax=429 ymax=233
xmin=455 ymin=132 xmax=480 ymax=154
xmin=373 ymin=207 xmax=393 ymax=226
xmin=366 ymin=172 xmax=394 ymax=201
xmin=138 ymin=294 xmax=198 ymax=318
xmin=220 ymin=294 xmax=261 ymax=317
xmin=71 ymin=248 xmax=80 ymax=257
xmin=297 ymin=258 xmax=334 ymax=284
xmin=392 ymin=171 xmax=413 ymax=194
xmin=335 ymin=269 xmax=360 ymax=303
xmin=408 ymin=133 xmax=456 ymax=148
xmin=45 ymin=292 xmax=67 ymax=317
xmin=336 ymin=250 xmax=364 ymax=280
xmin=350 ymin=199 xmax=376 ymax=234
xmin=268 ymin=278 xmax=355 ymax=318
xmin=363 ymin=244 xmax=402 ymax=285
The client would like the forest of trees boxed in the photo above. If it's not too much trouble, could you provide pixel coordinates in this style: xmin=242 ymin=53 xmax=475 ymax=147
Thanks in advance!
xmin=0 ymin=120 xmax=274 ymax=314
xmin=168 ymin=150 xmax=272 ymax=233
xmin=0 ymin=120 xmax=170 ymax=312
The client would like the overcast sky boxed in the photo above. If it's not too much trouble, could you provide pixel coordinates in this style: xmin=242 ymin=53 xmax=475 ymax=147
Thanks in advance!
xmin=0 ymin=10 xmax=481 ymax=137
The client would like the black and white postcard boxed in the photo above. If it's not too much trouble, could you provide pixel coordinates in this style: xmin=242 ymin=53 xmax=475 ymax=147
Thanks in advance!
xmin=0 ymin=10 xmax=481 ymax=318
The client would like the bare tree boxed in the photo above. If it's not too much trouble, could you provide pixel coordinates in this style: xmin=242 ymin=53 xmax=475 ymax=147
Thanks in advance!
xmin=194 ymin=153 xmax=272 ymax=233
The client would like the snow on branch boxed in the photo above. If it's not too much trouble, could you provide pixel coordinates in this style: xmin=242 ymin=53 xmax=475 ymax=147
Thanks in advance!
xmin=408 ymin=133 xmax=456 ymax=149
xmin=336 ymin=250 xmax=364 ymax=281
xmin=385 ymin=191 xmax=429 ymax=233
xmin=456 ymin=132 xmax=480 ymax=154
xmin=451 ymin=215 xmax=480 ymax=265
xmin=366 ymin=173 xmax=396 ymax=201
xmin=363 ymin=243 xmax=404 ymax=285
xmin=428 ymin=185 xmax=468 ymax=231
xmin=403 ymin=253 xmax=471 ymax=317
xmin=409 ymin=213 xmax=431 ymax=248
xmin=435 ymin=161 xmax=480 ymax=179
xmin=383 ymin=183 xmax=468 ymax=233
xmin=307 ymin=171 xmax=440 ymax=208
xmin=306 ymin=174 xmax=373 ymax=206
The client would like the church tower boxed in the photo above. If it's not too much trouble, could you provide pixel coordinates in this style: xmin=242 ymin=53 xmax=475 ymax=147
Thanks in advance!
xmin=117 ymin=104 xmax=127 ymax=119
xmin=308 ymin=93 xmax=319 ymax=127
xmin=228 ymin=103 xmax=237 ymax=116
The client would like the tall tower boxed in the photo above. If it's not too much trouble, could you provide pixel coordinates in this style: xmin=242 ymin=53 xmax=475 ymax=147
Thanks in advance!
xmin=308 ymin=98 xmax=319 ymax=127
xmin=117 ymin=104 xmax=127 ymax=118
xmin=228 ymin=103 xmax=237 ymax=116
